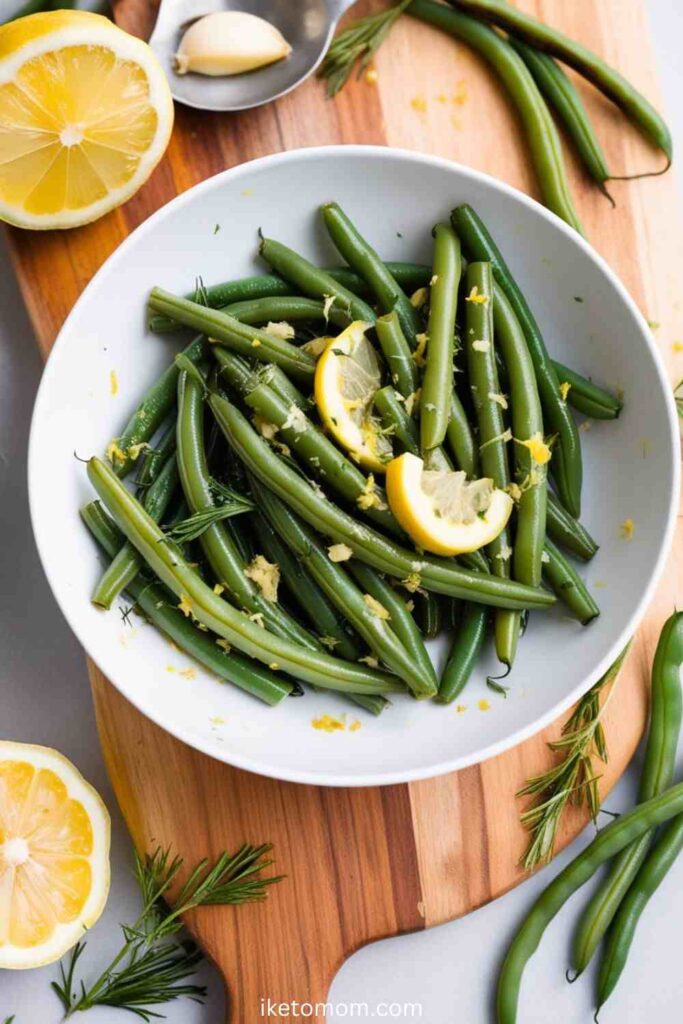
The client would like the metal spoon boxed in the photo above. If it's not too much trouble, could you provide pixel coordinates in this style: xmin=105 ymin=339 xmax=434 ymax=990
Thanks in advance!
xmin=148 ymin=0 xmax=356 ymax=112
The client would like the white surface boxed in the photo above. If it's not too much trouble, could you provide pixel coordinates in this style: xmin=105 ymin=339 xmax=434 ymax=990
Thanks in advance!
xmin=29 ymin=146 xmax=678 ymax=786
xmin=3 ymin=1 xmax=683 ymax=1021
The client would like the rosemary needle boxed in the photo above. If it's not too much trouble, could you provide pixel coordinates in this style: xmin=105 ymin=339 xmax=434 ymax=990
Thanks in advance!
xmin=319 ymin=0 xmax=411 ymax=96
xmin=517 ymin=644 xmax=630 ymax=871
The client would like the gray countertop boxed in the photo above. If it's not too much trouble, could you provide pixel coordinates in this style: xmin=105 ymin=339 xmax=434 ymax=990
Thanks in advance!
xmin=2 ymin=1 xmax=682 ymax=1020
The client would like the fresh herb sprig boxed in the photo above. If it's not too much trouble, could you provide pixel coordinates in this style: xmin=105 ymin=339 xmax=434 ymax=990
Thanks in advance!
xmin=319 ymin=0 xmax=410 ymax=97
xmin=517 ymin=644 xmax=630 ymax=871
xmin=164 ymin=481 xmax=254 ymax=543
xmin=53 ymin=844 xmax=282 ymax=1020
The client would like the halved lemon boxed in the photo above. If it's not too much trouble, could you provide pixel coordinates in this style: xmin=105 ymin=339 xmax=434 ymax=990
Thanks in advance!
xmin=386 ymin=452 xmax=513 ymax=555
xmin=314 ymin=321 xmax=393 ymax=472
xmin=0 ymin=741 xmax=110 ymax=969
xmin=0 ymin=10 xmax=174 ymax=229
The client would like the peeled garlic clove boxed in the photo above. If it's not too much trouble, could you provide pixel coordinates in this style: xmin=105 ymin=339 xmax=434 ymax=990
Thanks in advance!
xmin=174 ymin=11 xmax=291 ymax=77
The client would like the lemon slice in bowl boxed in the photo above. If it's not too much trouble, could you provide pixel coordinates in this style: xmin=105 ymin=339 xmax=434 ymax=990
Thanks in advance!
xmin=0 ymin=741 xmax=110 ymax=969
xmin=0 ymin=10 xmax=174 ymax=230
xmin=386 ymin=452 xmax=513 ymax=556
xmin=314 ymin=321 xmax=393 ymax=472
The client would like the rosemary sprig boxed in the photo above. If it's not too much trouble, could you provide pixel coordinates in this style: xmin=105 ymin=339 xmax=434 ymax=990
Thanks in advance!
xmin=164 ymin=480 xmax=254 ymax=543
xmin=52 ymin=843 xmax=282 ymax=1020
xmin=517 ymin=644 xmax=630 ymax=872
xmin=318 ymin=0 xmax=411 ymax=97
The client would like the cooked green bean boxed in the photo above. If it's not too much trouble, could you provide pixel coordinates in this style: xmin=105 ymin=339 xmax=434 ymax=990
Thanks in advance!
xmin=92 ymin=446 xmax=179 ymax=609
xmin=438 ymin=603 xmax=488 ymax=703
xmin=421 ymin=225 xmax=462 ymax=449
xmin=409 ymin=0 xmax=584 ymax=234
xmin=148 ymin=288 xmax=315 ymax=383
xmin=259 ymin=236 xmax=376 ymax=323
xmin=375 ymin=311 xmax=419 ymax=398
xmin=551 ymin=359 xmax=622 ymax=420
xmin=446 ymin=392 xmax=480 ymax=478
xmin=109 ymin=334 xmax=206 ymax=478
xmin=572 ymin=612 xmax=683 ymax=982
xmin=208 ymin=392 xmax=555 ymax=610
xmin=222 ymin=295 xmax=353 ymax=330
xmin=135 ymin=420 xmax=177 ymax=488
xmin=88 ymin=456 xmax=403 ymax=695
xmin=81 ymin=500 xmax=294 ymax=706
xmin=321 ymin=202 xmax=423 ymax=349
xmin=509 ymin=38 xmax=613 ymax=202
xmin=451 ymin=0 xmax=672 ymax=171
xmin=413 ymin=592 xmax=442 ymax=640
xmin=214 ymin=349 xmax=400 ymax=536
xmin=176 ymin=369 xmax=318 ymax=649
xmin=374 ymin=386 xmax=452 ymax=472
xmin=496 ymin=781 xmax=683 ymax=1024
xmin=542 ymin=538 xmax=599 ymax=624
xmin=255 ymin=481 xmax=435 ymax=697
xmin=452 ymin=204 xmax=583 ymax=517
xmin=546 ymin=491 xmax=598 ymax=561
xmin=464 ymin=262 xmax=516 ymax=667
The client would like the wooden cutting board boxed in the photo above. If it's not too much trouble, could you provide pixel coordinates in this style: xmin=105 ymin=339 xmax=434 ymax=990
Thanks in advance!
xmin=9 ymin=1 xmax=683 ymax=1020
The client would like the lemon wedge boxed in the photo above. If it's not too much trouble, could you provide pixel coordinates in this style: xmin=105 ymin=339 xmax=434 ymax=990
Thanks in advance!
xmin=0 ymin=741 xmax=110 ymax=969
xmin=0 ymin=10 xmax=174 ymax=229
xmin=385 ymin=452 xmax=513 ymax=555
xmin=314 ymin=321 xmax=393 ymax=472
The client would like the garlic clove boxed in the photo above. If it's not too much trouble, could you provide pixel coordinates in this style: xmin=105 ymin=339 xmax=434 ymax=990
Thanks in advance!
xmin=174 ymin=11 xmax=291 ymax=77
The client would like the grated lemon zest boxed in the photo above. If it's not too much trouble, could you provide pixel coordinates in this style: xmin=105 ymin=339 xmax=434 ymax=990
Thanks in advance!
xmin=245 ymin=555 xmax=280 ymax=602
xmin=465 ymin=285 xmax=488 ymax=305
xmin=363 ymin=594 xmax=391 ymax=620
xmin=328 ymin=543 xmax=354 ymax=562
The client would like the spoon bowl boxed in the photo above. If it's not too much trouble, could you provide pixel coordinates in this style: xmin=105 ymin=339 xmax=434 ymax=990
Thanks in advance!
xmin=148 ymin=0 xmax=354 ymax=111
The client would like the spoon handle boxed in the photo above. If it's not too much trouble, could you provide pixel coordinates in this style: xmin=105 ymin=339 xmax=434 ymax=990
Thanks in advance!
xmin=326 ymin=0 xmax=357 ymax=24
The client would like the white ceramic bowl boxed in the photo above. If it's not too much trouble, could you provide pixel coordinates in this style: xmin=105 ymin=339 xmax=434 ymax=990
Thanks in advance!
xmin=29 ymin=146 xmax=679 ymax=787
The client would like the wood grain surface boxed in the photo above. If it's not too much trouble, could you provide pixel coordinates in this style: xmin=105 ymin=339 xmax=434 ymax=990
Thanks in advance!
xmin=9 ymin=2 xmax=683 ymax=1021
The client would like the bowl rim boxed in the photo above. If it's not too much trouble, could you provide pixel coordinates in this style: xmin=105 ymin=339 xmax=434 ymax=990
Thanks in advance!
xmin=28 ymin=144 xmax=681 ymax=787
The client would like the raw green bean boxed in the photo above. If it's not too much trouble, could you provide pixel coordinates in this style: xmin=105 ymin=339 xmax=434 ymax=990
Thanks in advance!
xmin=546 ymin=491 xmax=598 ymax=561
xmin=572 ymin=612 xmax=683 ymax=980
xmin=92 ymin=447 xmax=179 ymax=609
xmin=551 ymin=359 xmax=622 ymax=420
xmin=496 ymin=780 xmax=683 ymax=1024
xmin=109 ymin=334 xmax=206 ymax=478
xmin=452 ymin=203 xmax=583 ymax=517
xmin=208 ymin=393 xmax=555 ymax=610
xmin=450 ymin=0 xmax=672 ymax=170
xmin=464 ymin=262 xmax=516 ymax=667
xmin=321 ymin=202 xmax=423 ymax=348
xmin=438 ymin=603 xmax=488 ymax=703
xmin=542 ymin=538 xmax=599 ymax=624
xmin=446 ymin=392 xmax=480 ymax=478
xmin=135 ymin=420 xmax=177 ymax=488
xmin=176 ymin=369 xmax=318 ymax=649
xmin=375 ymin=311 xmax=419 ymax=398
xmin=148 ymin=288 xmax=315 ymax=383
xmin=255 ymin=480 xmax=435 ymax=697
xmin=223 ymin=295 xmax=352 ymax=330
xmin=410 ymin=0 xmax=584 ymax=234
xmin=214 ymin=349 xmax=400 ymax=536
xmin=348 ymin=561 xmax=437 ymax=690
xmin=421 ymin=225 xmax=462 ymax=449
xmin=81 ymin=500 xmax=293 ymax=705
xmin=258 ymin=236 xmax=376 ymax=323
xmin=509 ymin=38 xmax=613 ymax=201
xmin=88 ymin=457 xmax=403 ymax=695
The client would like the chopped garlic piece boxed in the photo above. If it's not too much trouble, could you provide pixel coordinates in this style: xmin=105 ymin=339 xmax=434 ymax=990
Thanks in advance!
xmin=430 ymin=274 xmax=439 ymax=286
xmin=541 ymin=550 xmax=550 ymax=564
xmin=410 ymin=287 xmax=429 ymax=309
xmin=404 ymin=389 xmax=421 ymax=415
xmin=328 ymin=543 xmax=353 ymax=563
xmin=413 ymin=333 xmax=428 ymax=366
xmin=472 ymin=338 xmax=490 ymax=352
xmin=359 ymin=655 xmax=379 ymax=668
xmin=245 ymin=555 xmax=280 ymax=602
xmin=488 ymin=391 xmax=508 ymax=410
xmin=300 ymin=336 xmax=329 ymax=358
xmin=401 ymin=572 xmax=422 ymax=593
xmin=281 ymin=404 xmax=308 ymax=433
xmin=322 ymin=294 xmax=336 ymax=320
xmin=175 ymin=11 xmax=291 ymax=77
xmin=213 ymin=583 xmax=225 ymax=595
xmin=363 ymin=594 xmax=391 ymax=620
xmin=265 ymin=321 xmax=295 ymax=340
xmin=253 ymin=415 xmax=279 ymax=440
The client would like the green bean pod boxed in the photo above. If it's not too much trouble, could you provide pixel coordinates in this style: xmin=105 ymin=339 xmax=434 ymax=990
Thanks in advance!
xmin=497 ymin=780 xmax=683 ymax=1024
xmin=135 ymin=420 xmax=177 ymax=488
xmin=321 ymin=202 xmax=423 ymax=349
xmin=81 ymin=501 xmax=294 ymax=705
xmin=509 ymin=38 xmax=613 ymax=201
xmin=92 ymin=446 xmax=179 ymax=609
xmin=259 ymin=236 xmax=376 ymax=323
xmin=375 ymin=311 xmax=420 ymax=399
xmin=546 ymin=491 xmax=598 ymax=562
xmin=421 ymin=225 xmax=462 ymax=449
xmin=572 ymin=612 xmax=683 ymax=979
xmin=373 ymin=386 xmax=451 ymax=472
xmin=452 ymin=203 xmax=583 ymax=517
xmin=551 ymin=359 xmax=622 ymax=420
xmin=438 ymin=603 xmax=488 ymax=703
xmin=222 ymin=295 xmax=353 ymax=330
xmin=88 ymin=456 xmax=403 ymax=695
xmin=450 ymin=0 xmax=672 ymax=169
xmin=410 ymin=0 xmax=584 ymax=234
xmin=255 ymin=481 xmax=436 ymax=697
xmin=542 ymin=539 xmax=599 ymax=624
xmin=413 ymin=591 xmax=443 ymax=640
xmin=464 ymin=262 xmax=516 ymax=667
xmin=208 ymin=392 xmax=554 ymax=610
xmin=446 ymin=392 xmax=480 ymax=479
